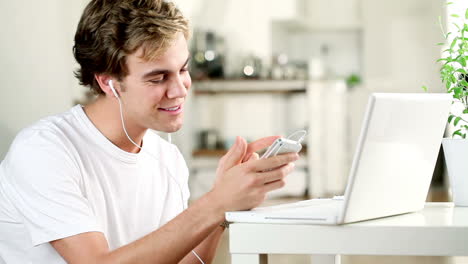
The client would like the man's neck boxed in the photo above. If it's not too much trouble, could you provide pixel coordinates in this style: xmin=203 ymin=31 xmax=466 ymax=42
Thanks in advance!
xmin=83 ymin=96 xmax=145 ymax=154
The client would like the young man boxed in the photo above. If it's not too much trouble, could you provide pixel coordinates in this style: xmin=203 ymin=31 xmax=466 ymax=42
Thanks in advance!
xmin=0 ymin=1 xmax=298 ymax=263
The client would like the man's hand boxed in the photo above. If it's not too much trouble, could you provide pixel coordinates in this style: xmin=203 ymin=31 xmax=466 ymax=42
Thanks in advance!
xmin=242 ymin=135 xmax=281 ymax=162
xmin=210 ymin=136 xmax=299 ymax=212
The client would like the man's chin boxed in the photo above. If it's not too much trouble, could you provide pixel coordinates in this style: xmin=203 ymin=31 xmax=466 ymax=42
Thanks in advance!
xmin=165 ymin=126 xmax=182 ymax=133
xmin=155 ymin=123 xmax=183 ymax=133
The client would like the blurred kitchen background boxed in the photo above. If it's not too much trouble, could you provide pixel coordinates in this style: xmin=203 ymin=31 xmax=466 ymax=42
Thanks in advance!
xmin=1 ymin=0 xmax=467 ymax=263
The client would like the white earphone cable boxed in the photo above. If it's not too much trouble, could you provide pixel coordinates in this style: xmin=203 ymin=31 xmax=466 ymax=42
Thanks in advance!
xmin=115 ymin=93 xmax=205 ymax=264
xmin=117 ymin=97 xmax=144 ymax=150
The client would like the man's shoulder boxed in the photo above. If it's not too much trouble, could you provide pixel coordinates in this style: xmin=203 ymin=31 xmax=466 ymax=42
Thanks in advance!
xmin=1 ymin=107 xmax=84 ymax=186
xmin=10 ymin=106 xmax=82 ymax=154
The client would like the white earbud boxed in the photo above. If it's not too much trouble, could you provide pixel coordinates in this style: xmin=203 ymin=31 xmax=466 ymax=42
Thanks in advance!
xmin=108 ymin=80 xmax=119 ymax=98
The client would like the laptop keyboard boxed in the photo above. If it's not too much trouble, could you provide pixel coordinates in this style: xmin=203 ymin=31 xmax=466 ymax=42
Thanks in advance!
xmin=252 ymin=196 xmax=344 ymax=213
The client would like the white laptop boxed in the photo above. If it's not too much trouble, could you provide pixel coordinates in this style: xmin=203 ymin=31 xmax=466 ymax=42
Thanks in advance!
xmin=226 ymin=93 xmax=452 ymax=225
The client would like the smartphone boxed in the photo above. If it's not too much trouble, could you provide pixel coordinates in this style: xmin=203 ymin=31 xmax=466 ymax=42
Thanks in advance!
xmin=260 ymin=138 xmax=302 ymax=159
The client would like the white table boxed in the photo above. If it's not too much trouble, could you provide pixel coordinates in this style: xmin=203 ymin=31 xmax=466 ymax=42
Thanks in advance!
xmin=229 ymin=203 xmax=468 ymax=264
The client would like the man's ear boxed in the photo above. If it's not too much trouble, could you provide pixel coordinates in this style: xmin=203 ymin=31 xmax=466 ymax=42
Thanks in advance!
xmin=95 ymin=74 xmax=118 ymax=98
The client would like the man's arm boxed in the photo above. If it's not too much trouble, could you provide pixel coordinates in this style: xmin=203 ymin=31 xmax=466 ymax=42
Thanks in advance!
xmin=179 ymin=136 xmax=280 ymax=264
xmin=51 ymin=136 xmax=298 ymax=264
xmin=51 ymin=191 xmax=226 ymax=264
xmin=178 ymin=224 xmax=225 ymax=264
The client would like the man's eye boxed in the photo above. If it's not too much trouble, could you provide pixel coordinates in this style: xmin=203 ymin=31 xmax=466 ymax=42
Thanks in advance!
xmin=150 ymin=78 xmax=165 ymax=84
xmin=180 ymin=68 xmax=188 ymax=73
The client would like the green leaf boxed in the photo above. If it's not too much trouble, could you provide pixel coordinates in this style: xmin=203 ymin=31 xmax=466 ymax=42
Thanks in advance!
xmin=422 ymin=85 xmax=428 ymax=92
xmin=449 ymin=115 xmax=455 ymax=124
xmin=463 ymin=109 xmax=468 ymax=114
xmin=452 ymin=14 xmax=460 ymax=18
xmin=454 ymin=116 xmax=462 ymax=126
xmin=451 ymin=37 xmax=458 ymax=50
xmin=461 ymin=79 xmax=468 ymax=87
xmin=466 ymin=8 xmax=468 ymax=19
xmin=454 ymin=87 xmax=463 ymax=98
xmin=453 ymin=130 xmax=465 ymax=138
xmin=437 ymin=42 xmax=445 ymax=46
xmin=461 ymin=57 xmax=467 ymax=67
xmin=447 ymin=2 xmax=454 ymax=5
xmin=451 ymin=74 xmax=457 ymax=84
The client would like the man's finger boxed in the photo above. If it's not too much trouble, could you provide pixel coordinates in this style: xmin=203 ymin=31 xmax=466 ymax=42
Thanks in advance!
xmin=257 ymin=163 xmax=295 ymax=184
xmin=242 ymin=136 xmax=280 ymax=162
xmin=218 ymin=136 xmax=247 ymax=173
xmin=248 ymin=152 xmax=259 ymax=162
xmin=246 ymin=152 xmax=298 ymax=172
xmin=262 ymin=179 xmax=286 ymax=193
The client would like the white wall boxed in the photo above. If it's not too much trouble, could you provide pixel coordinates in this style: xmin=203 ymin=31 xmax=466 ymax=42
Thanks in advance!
xmin=362 ymin=0 xmax=446 ymax=93
xmin=272 ymin=28 xmax=362 ymax=79
xmin=0 ymin=1 xmax=88 ymax=159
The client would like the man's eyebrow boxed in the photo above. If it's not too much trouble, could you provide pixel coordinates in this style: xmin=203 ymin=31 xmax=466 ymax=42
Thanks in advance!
xmin=141 ymin=56 xmax=191 ymax=79
xmin=142 ymin=69 xmax=170 ymax=79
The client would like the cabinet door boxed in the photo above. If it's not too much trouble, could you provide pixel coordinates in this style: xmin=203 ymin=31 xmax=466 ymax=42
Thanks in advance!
xmin=307 ymin=80 xmax=350 ymax=197
xmin=297 ymin=0 xmax=361 ymax=30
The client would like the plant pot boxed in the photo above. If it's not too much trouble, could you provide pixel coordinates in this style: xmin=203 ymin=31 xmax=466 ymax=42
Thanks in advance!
xmin=442 ymin=138 xmax=468 ymax=206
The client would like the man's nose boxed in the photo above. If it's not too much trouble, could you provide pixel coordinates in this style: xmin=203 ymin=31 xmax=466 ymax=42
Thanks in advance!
xmin=167 ymin=75 xmax=188 ymax=99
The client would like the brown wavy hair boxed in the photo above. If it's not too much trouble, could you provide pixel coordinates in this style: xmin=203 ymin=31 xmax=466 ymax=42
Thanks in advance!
xmin=73 ymin=0 xmax=189 ymax=94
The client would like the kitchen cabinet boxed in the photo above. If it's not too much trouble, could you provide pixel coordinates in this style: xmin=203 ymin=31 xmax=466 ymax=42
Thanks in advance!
xmin=307 ymin=80 xmax=369 ymax=197
xmin=296 ymin=0 xmax=362 ymax=30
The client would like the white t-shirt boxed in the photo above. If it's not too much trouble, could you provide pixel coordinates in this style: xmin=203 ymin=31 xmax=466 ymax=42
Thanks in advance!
xmin=0 ymin=105 xmax=190 ymax=264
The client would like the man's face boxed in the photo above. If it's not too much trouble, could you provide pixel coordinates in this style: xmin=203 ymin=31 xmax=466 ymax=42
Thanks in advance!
xmin=119 ymin=32 xmax=191 ymax=133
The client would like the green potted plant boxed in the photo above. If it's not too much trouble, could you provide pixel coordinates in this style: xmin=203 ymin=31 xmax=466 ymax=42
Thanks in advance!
xmin=432 ymin=4 xmax=468 ymax=206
